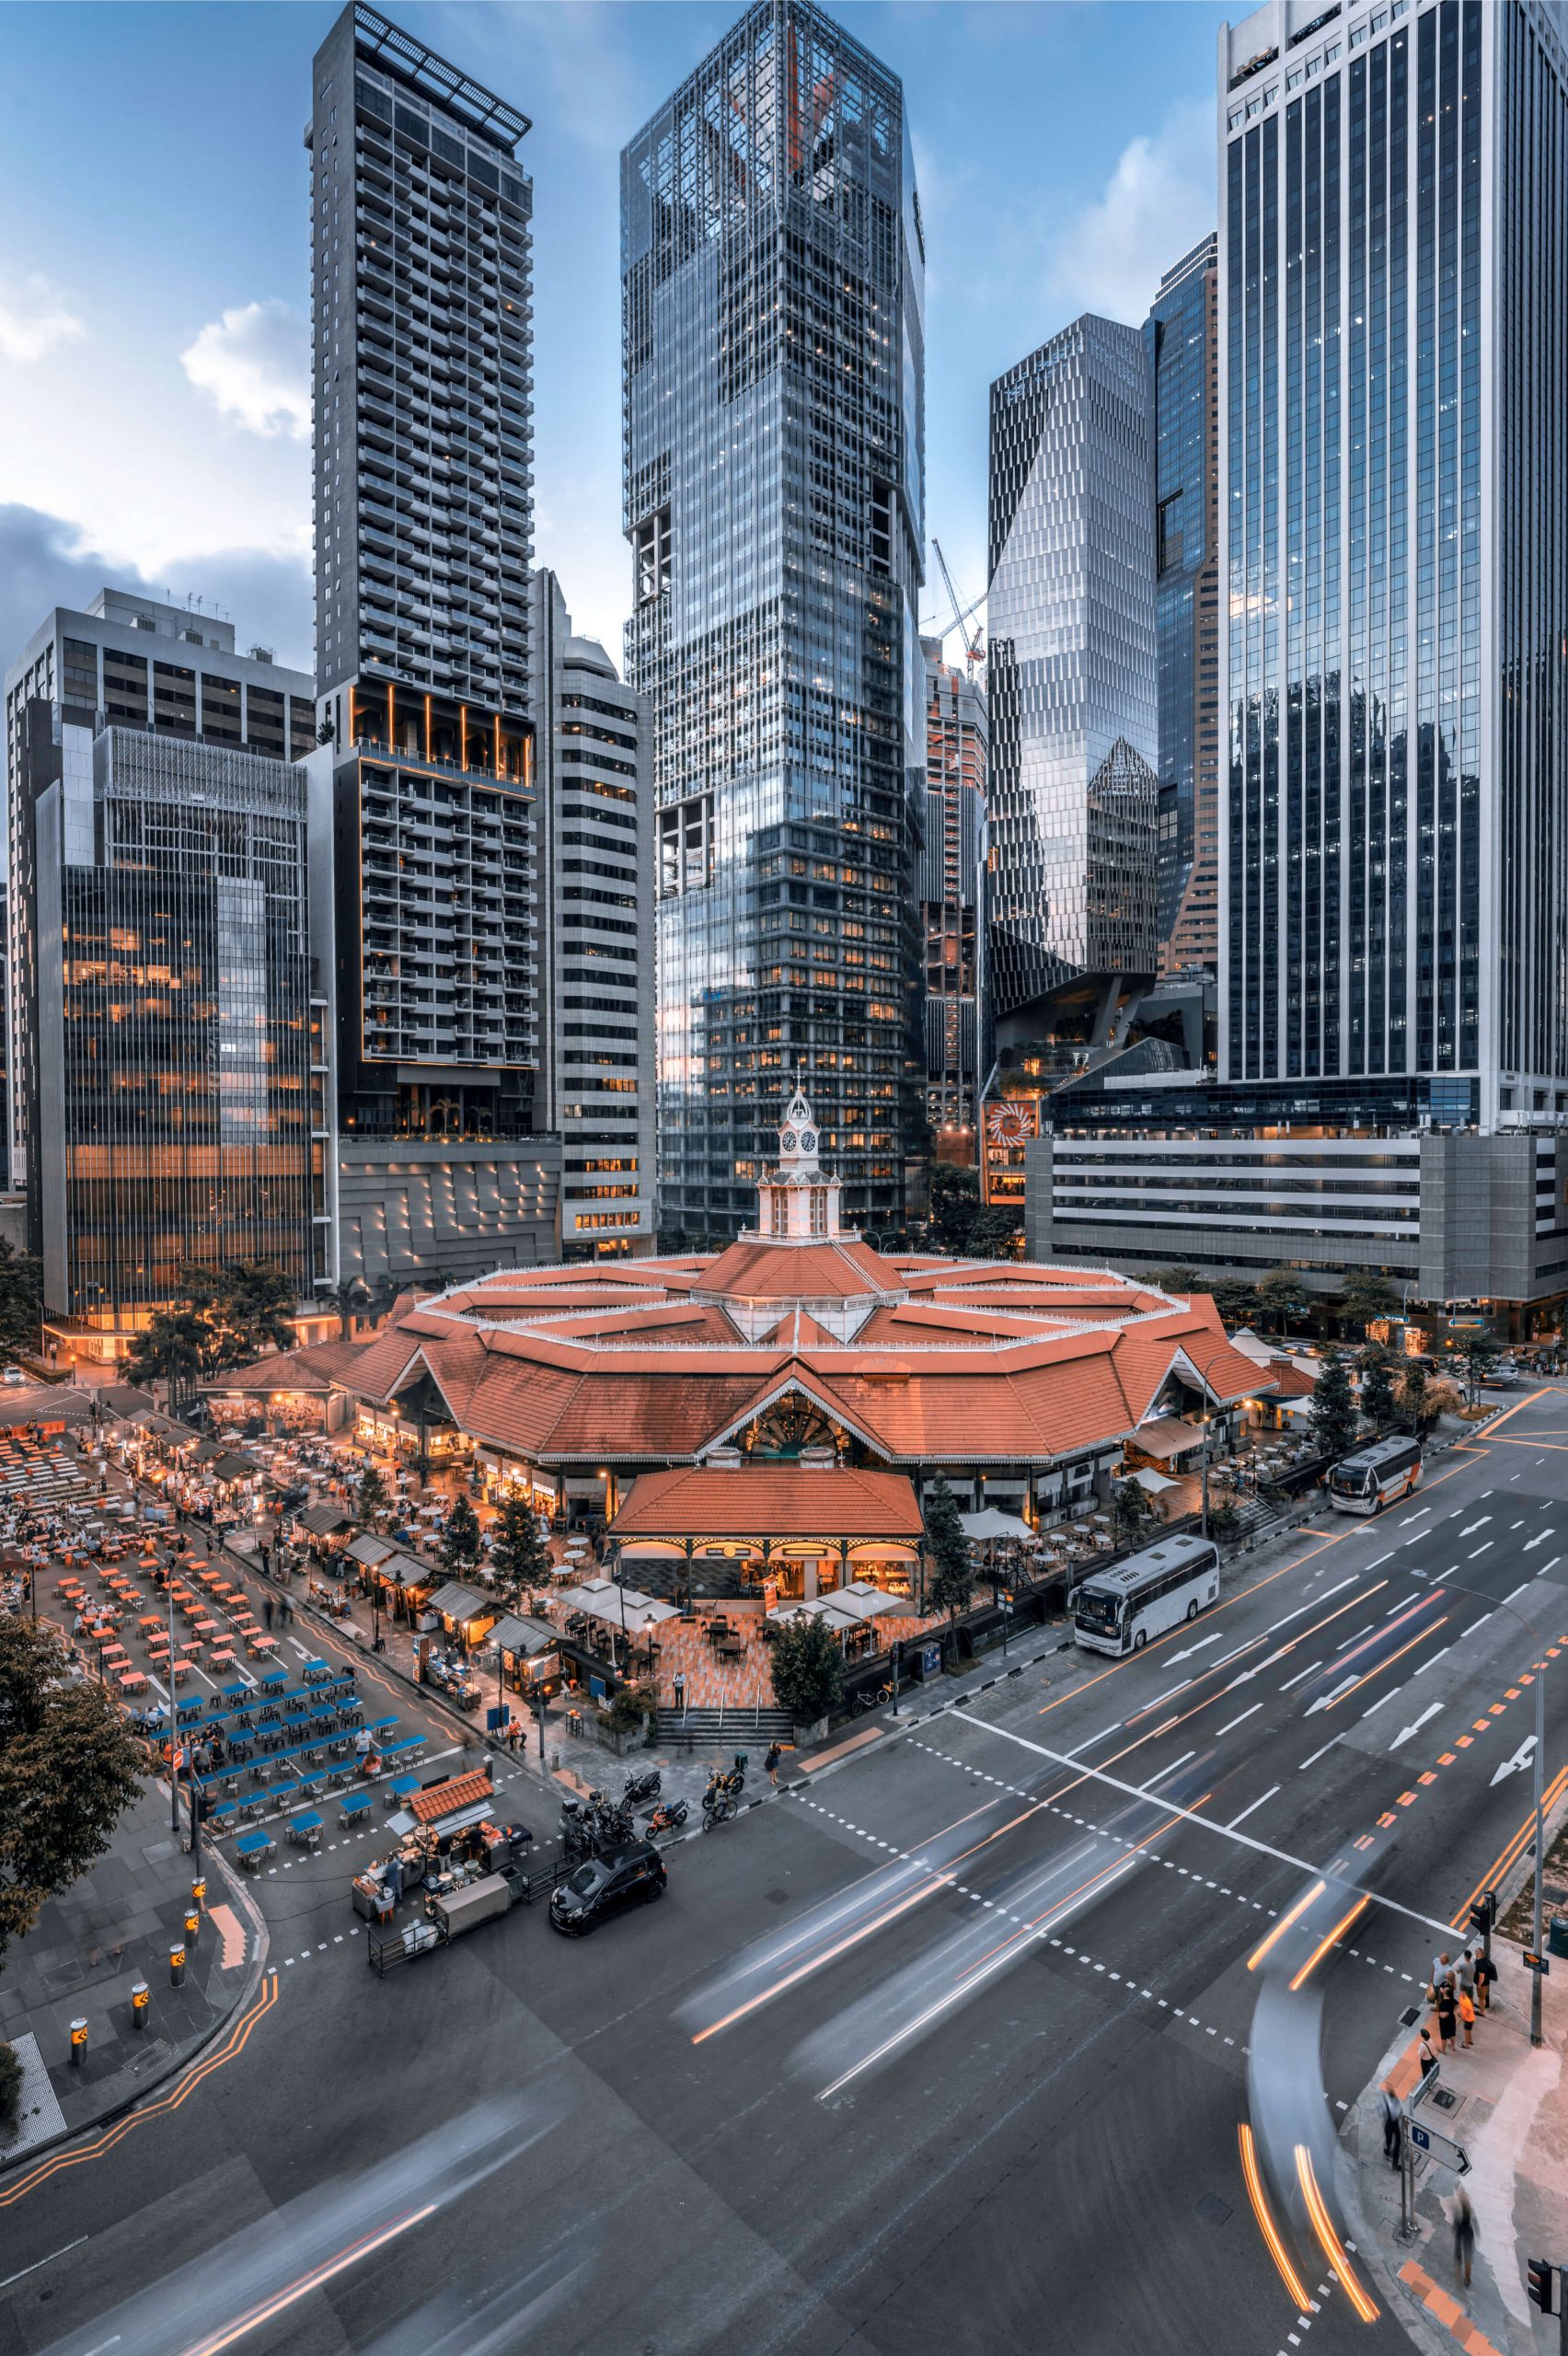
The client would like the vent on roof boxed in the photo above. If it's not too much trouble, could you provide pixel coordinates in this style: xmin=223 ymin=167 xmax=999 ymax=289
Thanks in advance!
xmin=706 ymin=1445 xmax=743 ymax=1468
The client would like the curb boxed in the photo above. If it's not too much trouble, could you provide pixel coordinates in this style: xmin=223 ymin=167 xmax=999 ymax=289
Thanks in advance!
xmin=0 ymin=1819 xmax=271 ymax=2184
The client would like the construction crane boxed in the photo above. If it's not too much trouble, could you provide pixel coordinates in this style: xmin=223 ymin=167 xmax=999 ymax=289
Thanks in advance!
xmin=923 ymin=537 xmax=986 ymax=675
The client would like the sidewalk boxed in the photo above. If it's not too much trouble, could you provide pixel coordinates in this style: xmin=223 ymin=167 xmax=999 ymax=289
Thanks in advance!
xmin=0 ymin=1777 xmax=264 ymax=2169
xmin=1348 ymin=1940 xmax=1568 ymax=2356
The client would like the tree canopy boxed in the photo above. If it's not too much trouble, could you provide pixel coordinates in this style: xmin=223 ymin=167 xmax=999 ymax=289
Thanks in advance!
xmin=437 ymin=1493 xmax=484 ymax=1578
xmin=1358 ymin=1347 xmax=1397 ymax=1430
xmin=1209 ymin=1277 xmax=1262 ymax=1328
xmin=0 ymin=1242 xmax=42 ymax=1358
xmin=768 ymin=1614 xmax=844 ymax=1726
xmin=923 ymin=1475 xmax=974 ymax=1638
xmin=1147 ymin=1267 xmax=1205 ymax=1299
xmin=1309 ymin=1351 xmax=1358 ymax=1460
xmin=1112 ymin=1476 xmax=1156 ymax=1543
xmin=490 ymin=1493 xmax=551 ymax=1605
xmin=126 ymin=1262 xmax=299 ymax=1387
xmin=0 ymin=1617 xmax=145 ymax=1965
xmin=1334 ymin=1271 xmax=1401 ymax=1332
xmin=1255 ymin=1265 xmax=1311 ymax=1334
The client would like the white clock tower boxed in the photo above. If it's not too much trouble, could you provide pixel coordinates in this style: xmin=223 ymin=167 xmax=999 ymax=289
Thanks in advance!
xmin=758 ymin=1078 xmax=845 ymax=1240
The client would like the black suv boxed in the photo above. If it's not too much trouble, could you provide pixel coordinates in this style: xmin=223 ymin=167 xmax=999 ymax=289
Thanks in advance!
xmin=548 ymin=1841 xmax=666 ymax=1936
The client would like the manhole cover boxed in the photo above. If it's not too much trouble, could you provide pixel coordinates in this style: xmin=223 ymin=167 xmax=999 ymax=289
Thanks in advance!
xmin=41 ymin=1961 xmax=84 ymax=1997
xmin=1195 ymin=2194 xmax=1231 ymax=2227
xmin=766 ymin=1888 xmax=790 ymax=1906
xmin=1432 ymin=2087 xmax=1458 ymax=2112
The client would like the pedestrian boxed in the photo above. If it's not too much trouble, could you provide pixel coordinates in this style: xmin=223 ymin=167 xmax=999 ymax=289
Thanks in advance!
xmin=1418 ymin=2027 xmax=1439 ymax=2084
xmin=1430 ymin=1949 xmax=1454 ymax=2001
xmin=1458 ymin=1984 xmax=1476 ymax=2047
xmin=263 ymin=1595 xmax=275 ymax=1630
xmin=1436 ymin=1976 xmax=1458 ymax=2054
xmin=1451 ymin=2187 xmax=1477 ymax=2288
xmin=1457 ymin=1947 xmax=1477 ymax=2004
xmin=673 ymin=1669 xmax=686 ymax=1717
xmin=765 ymin=1740 xmax=782 ymax=1788
xmin=1477 ymin=1949 xmax=1496 ymax=2012
xmin=1380 ymin=2091 xmax=1403 ymax=2171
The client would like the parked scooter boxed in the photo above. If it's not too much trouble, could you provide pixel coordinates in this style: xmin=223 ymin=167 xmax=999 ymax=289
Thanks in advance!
xmin=644 ymin=1796 xmax=688 ymax=1835
xmin=622 ymin=1765 xmax=662 ymax=1807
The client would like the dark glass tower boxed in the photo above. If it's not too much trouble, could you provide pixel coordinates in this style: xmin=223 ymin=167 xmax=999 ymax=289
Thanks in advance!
xmin=1144 ymin=235 xmax=1219 ymax=977
xmin=621 ymin=0 xmax=926 ymax=1242
xmin=1221 ymin=0 xmax=1568 ymax=1118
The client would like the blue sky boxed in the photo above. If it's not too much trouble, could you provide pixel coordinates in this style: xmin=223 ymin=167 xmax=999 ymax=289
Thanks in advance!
xmin=0 ymin=0 xmax=1232 ymax=676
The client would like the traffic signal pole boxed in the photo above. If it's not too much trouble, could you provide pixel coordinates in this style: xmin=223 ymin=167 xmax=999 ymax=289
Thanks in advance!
xmin=1532 ymin=1658 xmax=1546 ymax=2049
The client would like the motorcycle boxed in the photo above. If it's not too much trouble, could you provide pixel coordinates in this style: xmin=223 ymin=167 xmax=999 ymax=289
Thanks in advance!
xmin=702 ymin=1788 xmax=738 ymax=1827
xmin=622 ymin=1765 xmax=662 ymax=1807
xmin=644 ymin=1796 xmax=688 ymax=1835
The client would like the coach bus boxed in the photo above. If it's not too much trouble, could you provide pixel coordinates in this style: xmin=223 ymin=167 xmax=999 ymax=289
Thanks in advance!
xmin=1327 ymin=1434 xmax=1422 ymax=1515
xmin=1072 ymin=1532 xmax=1222 ymax=1656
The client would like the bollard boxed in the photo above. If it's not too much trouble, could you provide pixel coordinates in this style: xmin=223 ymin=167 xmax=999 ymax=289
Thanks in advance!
xmin=169 ymin=1943 xmax=186 ymax=1987
xmin=184 ymin=1909 xmax=201 ymax=1948
xmin=191 ymin=1877 xmax=207 ymax=1911
xmin=131 ymin=1980 xmax=150 ymax=2029
xmin=69 ymin=2017 xmax=88 ymax=2066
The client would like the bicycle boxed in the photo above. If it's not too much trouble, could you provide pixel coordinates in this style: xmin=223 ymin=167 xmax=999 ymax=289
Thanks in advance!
xmin=853 ymin=1680 xmax=897 ymax=1715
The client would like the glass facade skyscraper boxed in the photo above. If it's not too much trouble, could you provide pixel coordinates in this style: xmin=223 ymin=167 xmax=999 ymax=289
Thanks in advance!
xmin=920 ymin=641 xmax=988 ymax=1149
xmin=621 ymin=0 xmax=926 ymax=1242
xmin=986 ymin=314 xmax=1159 ymax=1023
xmin=1222 ymin=0 xmax=1568 ymax=1116
xmin=1144 ymin=236 xmax=1220 ymax=977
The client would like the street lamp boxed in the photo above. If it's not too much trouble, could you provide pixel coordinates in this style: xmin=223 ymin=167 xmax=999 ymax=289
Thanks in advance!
xmin=1000 ymin=1592 xmax=1014 ymax=1658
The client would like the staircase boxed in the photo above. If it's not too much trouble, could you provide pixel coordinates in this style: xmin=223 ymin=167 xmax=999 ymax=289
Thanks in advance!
xmin=657 ymin=1703 xmax=794 ymax=1746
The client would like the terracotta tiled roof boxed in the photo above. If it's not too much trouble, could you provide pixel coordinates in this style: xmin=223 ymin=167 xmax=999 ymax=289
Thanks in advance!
xmin=612 ymin=1464 xmax=922 ymax=1539
xmin=205 ymin=1338 xmax=363 ymax=1394
xmin=697 ymin=1237 xmax=899 ymax=1299
xmin=407 ymin=1771 xmax=496 ymax=1825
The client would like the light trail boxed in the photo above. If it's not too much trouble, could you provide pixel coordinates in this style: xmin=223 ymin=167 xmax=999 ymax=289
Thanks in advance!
xmin=1246 ymin=1881 xmax=1327 ymax=1972
xmin=1238 ymin=2124 xmax=1309 ymax=2311
xmin=1296 ymin=2146 xmax=1378 ymax=2322
xmin=175 ymin=2206 xmax=438 ymax=2356
xmin=1287 ymin=1895 xmax=1369 ymax=1992
xmin=1319 ymin=1618 xmax=1449 ymax=1712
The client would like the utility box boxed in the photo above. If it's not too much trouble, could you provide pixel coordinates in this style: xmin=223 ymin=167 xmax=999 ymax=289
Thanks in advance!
xmin=430 ymin=1873 xmax=514 ymax=1937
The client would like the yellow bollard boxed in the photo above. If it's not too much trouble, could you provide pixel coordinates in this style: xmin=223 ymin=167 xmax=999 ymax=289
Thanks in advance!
xmin=69 ymin=2017 xmax=88 ymax=2065
xmin=131 ymin=1980 xmax=150 ymax=2029
xmin=169 ymin=1943 xmax=186 ymax=1987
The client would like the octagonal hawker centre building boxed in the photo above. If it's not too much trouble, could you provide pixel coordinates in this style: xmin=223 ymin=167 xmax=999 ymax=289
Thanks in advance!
xmin=214 ymin=1092 xmax=1279 ymax=1601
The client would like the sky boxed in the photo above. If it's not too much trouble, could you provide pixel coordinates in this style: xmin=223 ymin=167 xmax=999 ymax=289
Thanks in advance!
xmin=0 ymin=0 xmax=1234 ymax=680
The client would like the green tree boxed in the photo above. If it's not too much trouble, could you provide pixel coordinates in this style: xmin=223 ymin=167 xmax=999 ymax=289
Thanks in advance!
xmin=490 ymin=1492 xmax=551 ymax=1607
xmin=1256 ymin=1265 xmax=1310 ymax=1337
xmin=1112 ymin=1475 xmax=1156 ymax=1544
xmin=209 ymin=1263 xmax=298 ymax=1367
xmin=1458 ymin=1336 xmax=1502 ymax=1406
xmin=437 ymin=1493 xmax=483 ymax=1578
xmin=0 ymin=2038 xmax=22 ymax=2135
xmin=1334 ymin=1271 xmax=1401 ymax=1336
xmin=927 ymin=1165 xmax=982 ymax=1255
xmin=969 ymin=1206 xmax=1024 ymax=1261
xmin=923 ymin=1474 xmax=974 ymax=1653
xmin=329 ymin=1276 xmax=370 ymax=1339
xmin=1309 ymin=1350 xmax=1359 ymax=1460
xmin=1148 ymin=1267 xmax=1206 ymax=1299
xmin=768 ymin=1615 xmax=845 ymax=1726
xmin=125 ymin=1305 xmax=211 ymax=1392
xmin=1358 ymin=1347 xmax=1398 ymax=1431
xmin=0 ymin=1241 xmax=42 ymax=1357
xmin=1397 ymin=1361 xmax=1434 ymax=1438
xmin=1207 ymin=1496 xmax=1241 ymax=1539
xmin=1210 ymin=1277 xmax=1262 ymax=1328
xmin=0 ymin=1617 xmax=145 ymax=1965
xmin=356 ymin=1462 xmax=390 ymax=1531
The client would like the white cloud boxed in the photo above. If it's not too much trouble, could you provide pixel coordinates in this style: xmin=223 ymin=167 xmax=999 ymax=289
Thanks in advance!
xmin=0 ymin=275 xmax=86 ymax=364
xmin=180 ymin=297 xmax=309 ymax=439
xmin=1046 ymin=99 xmax=1215 ymax=325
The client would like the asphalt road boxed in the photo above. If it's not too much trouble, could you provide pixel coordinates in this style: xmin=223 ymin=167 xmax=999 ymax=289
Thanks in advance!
xmin=4 ymin=1391 xmax=1567 ymax=2356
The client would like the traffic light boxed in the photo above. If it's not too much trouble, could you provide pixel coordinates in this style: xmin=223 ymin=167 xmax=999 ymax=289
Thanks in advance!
xmin=1469 ymin=1888 xmax=1498 ymax=1937
xmin=1528 ymin=2258 xmax=1555 ymax=2315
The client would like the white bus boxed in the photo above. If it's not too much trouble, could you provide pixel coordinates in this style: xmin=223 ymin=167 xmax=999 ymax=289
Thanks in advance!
xmin=1328 ymin=1434 xmax=1422 ymax=1515
xmin=1072 ymin=1532 xmax=1222 ymax=1657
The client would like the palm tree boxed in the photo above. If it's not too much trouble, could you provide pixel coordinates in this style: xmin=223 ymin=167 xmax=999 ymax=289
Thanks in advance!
xmin=329 ymin=1276 xmax=370 ymax=1339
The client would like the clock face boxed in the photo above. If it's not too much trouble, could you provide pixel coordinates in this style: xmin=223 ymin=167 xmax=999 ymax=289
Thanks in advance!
xmin=801 ymin=1130 xmax=816 ymax=1154
xmin=781 ymin=1128 xmax=798 ymax=1152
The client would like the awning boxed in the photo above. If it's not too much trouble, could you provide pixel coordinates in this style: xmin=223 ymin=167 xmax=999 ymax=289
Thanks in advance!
xmin=375 ymin=1550 xmax=432 ymax=1589
xmin=1130 ymin=1467 xmax=1178 ymax=1496
xmin=211 ymin=1451 xmax=259 ymax=1483
xmin=769 ymin=1597 xmax=860 ymax=1632
xmin=344 ymin=1532 xmax=396 ymax=1568
xmin=834 ymin=1581 xmax=917 ymax=1620
xmin=490 ymin=1612 xmax=559 ymax=1657
xmin=425 ymin=1582 xmax=493 ymax=1623
xmin=557 ymin=1579 xmax=679 ymax=1635
xmin=1131 ymin=1416 xmax=1205 ymax=1462
xmin=959 ymin=1508 xmax=1033 ymax=1542
xmin=294 ymin=1503 xmax=353 ymax=1537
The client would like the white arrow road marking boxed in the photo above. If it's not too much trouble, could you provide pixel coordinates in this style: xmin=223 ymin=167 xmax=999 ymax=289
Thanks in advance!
xmin=1458 ymin=1518 xmax=1493 ymax=1538
xmin=1524 ymin=1530 xmax=1556 ymax=1552
xmin=1490 ymin=1735 xmax=1538 ymax=1788
xmin=1306 ymin=1677 xmax=1356 ymax=1715
xmin=1169 ymin=1633 xmax=1221 ymax=1662
xmin=1389 ymin=1702 xmax=1442 ymax=1750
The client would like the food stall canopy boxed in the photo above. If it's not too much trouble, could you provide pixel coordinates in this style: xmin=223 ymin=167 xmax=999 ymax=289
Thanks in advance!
xmin=768 ymin=1597 xmax=860 ymax=1632
xmin=1131 ymin=1467 xmax=1178 ymax=1496
xmin=425 ymin=1581 xmax=493 ymax=1624
xmin=557 ymin=1578 xmax=679 ymax=1635
xmin=490 ymin=1612 xmax=559 ymax=1657
xmin=294 ymin=1502 xmax=354 ymax=1537
xmin=211 ymin=1451 xmax=258 ymax=1483
xmin=375 ymin=1550 xmax=432 ymax=1589
xmin=959 ymin=1508 xmax=1034 ymax=1542
xmin=1131 ymin=1415 xmax=1205 ymax=1461
xmin=343 ymin=1531 xmax=397 ymax=1569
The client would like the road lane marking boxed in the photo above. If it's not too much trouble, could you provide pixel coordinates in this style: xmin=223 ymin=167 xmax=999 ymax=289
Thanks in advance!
xmin=0 ymin=2236 xmax=87 ymax=2290
xmin=1279 ymin=1658 xmax=1323 ymax=1692
xmin=1216 ymin=1704 xmax=1263 ymax=1737
xmin=1228 ymin=1785 xmax=1280 ymax=1829
xmin=1298 ymin=1736 xmax=1342 ymax=1772
xmin=1388 ymin=1703 xmax=1441 ymax=1750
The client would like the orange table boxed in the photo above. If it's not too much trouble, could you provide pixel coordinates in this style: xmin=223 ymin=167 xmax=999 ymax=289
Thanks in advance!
xmin=118 ymin=1669 xmax=148 ymax=1695
xmin=169 ymin=1661 xmax=190 ymax=1684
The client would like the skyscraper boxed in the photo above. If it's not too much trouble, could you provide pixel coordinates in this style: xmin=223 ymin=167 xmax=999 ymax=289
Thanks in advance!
xmin=1144 ymin=235 xmax=1219 ymax=977
xmin=986 ymin=314 xmax=1159 ymax=1022
xmin=4 ymin=591 xmax=323 ymax=1363
xmin=621 ymin=0 xmax=926 ymax=1242
xmin=919 ymin=641 xmax=987 ymax=1153
xmin=1026 ymin=0 xmax=1568 ymax=1341
xmin=531 ymin=570 xmax=657 ymax=1254
xmin=1222 ymin=0 xmax=1566 ymax=1112
xmin=307 ymin=5 xmax=559 ymax=1284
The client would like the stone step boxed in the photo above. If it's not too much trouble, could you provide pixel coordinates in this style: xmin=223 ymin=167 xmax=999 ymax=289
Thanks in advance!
xmin=657 ymin=1703 xmax=793 ymax=1743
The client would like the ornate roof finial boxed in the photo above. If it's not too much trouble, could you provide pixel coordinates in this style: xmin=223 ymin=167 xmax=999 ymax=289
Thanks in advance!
xmin=778 ymin=1068 xmax=819 ymax=1172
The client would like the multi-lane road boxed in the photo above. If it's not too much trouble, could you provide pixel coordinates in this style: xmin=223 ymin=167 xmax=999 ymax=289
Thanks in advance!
xmin=4 ymin=1391 xmax=1566 ymax=2356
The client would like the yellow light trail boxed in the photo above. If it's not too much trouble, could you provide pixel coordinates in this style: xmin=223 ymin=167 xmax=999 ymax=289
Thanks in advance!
xmin=1246 ymin=1880 xmax=1327 ymax=1973
xmin=1239 ymin=2123 xmax=1309 ymax=2311
xmin=1288 ymin=1894 xmax=1370 ymax=1992
xmin=1296 ymin=2144 xmax=1378 ymax=2322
